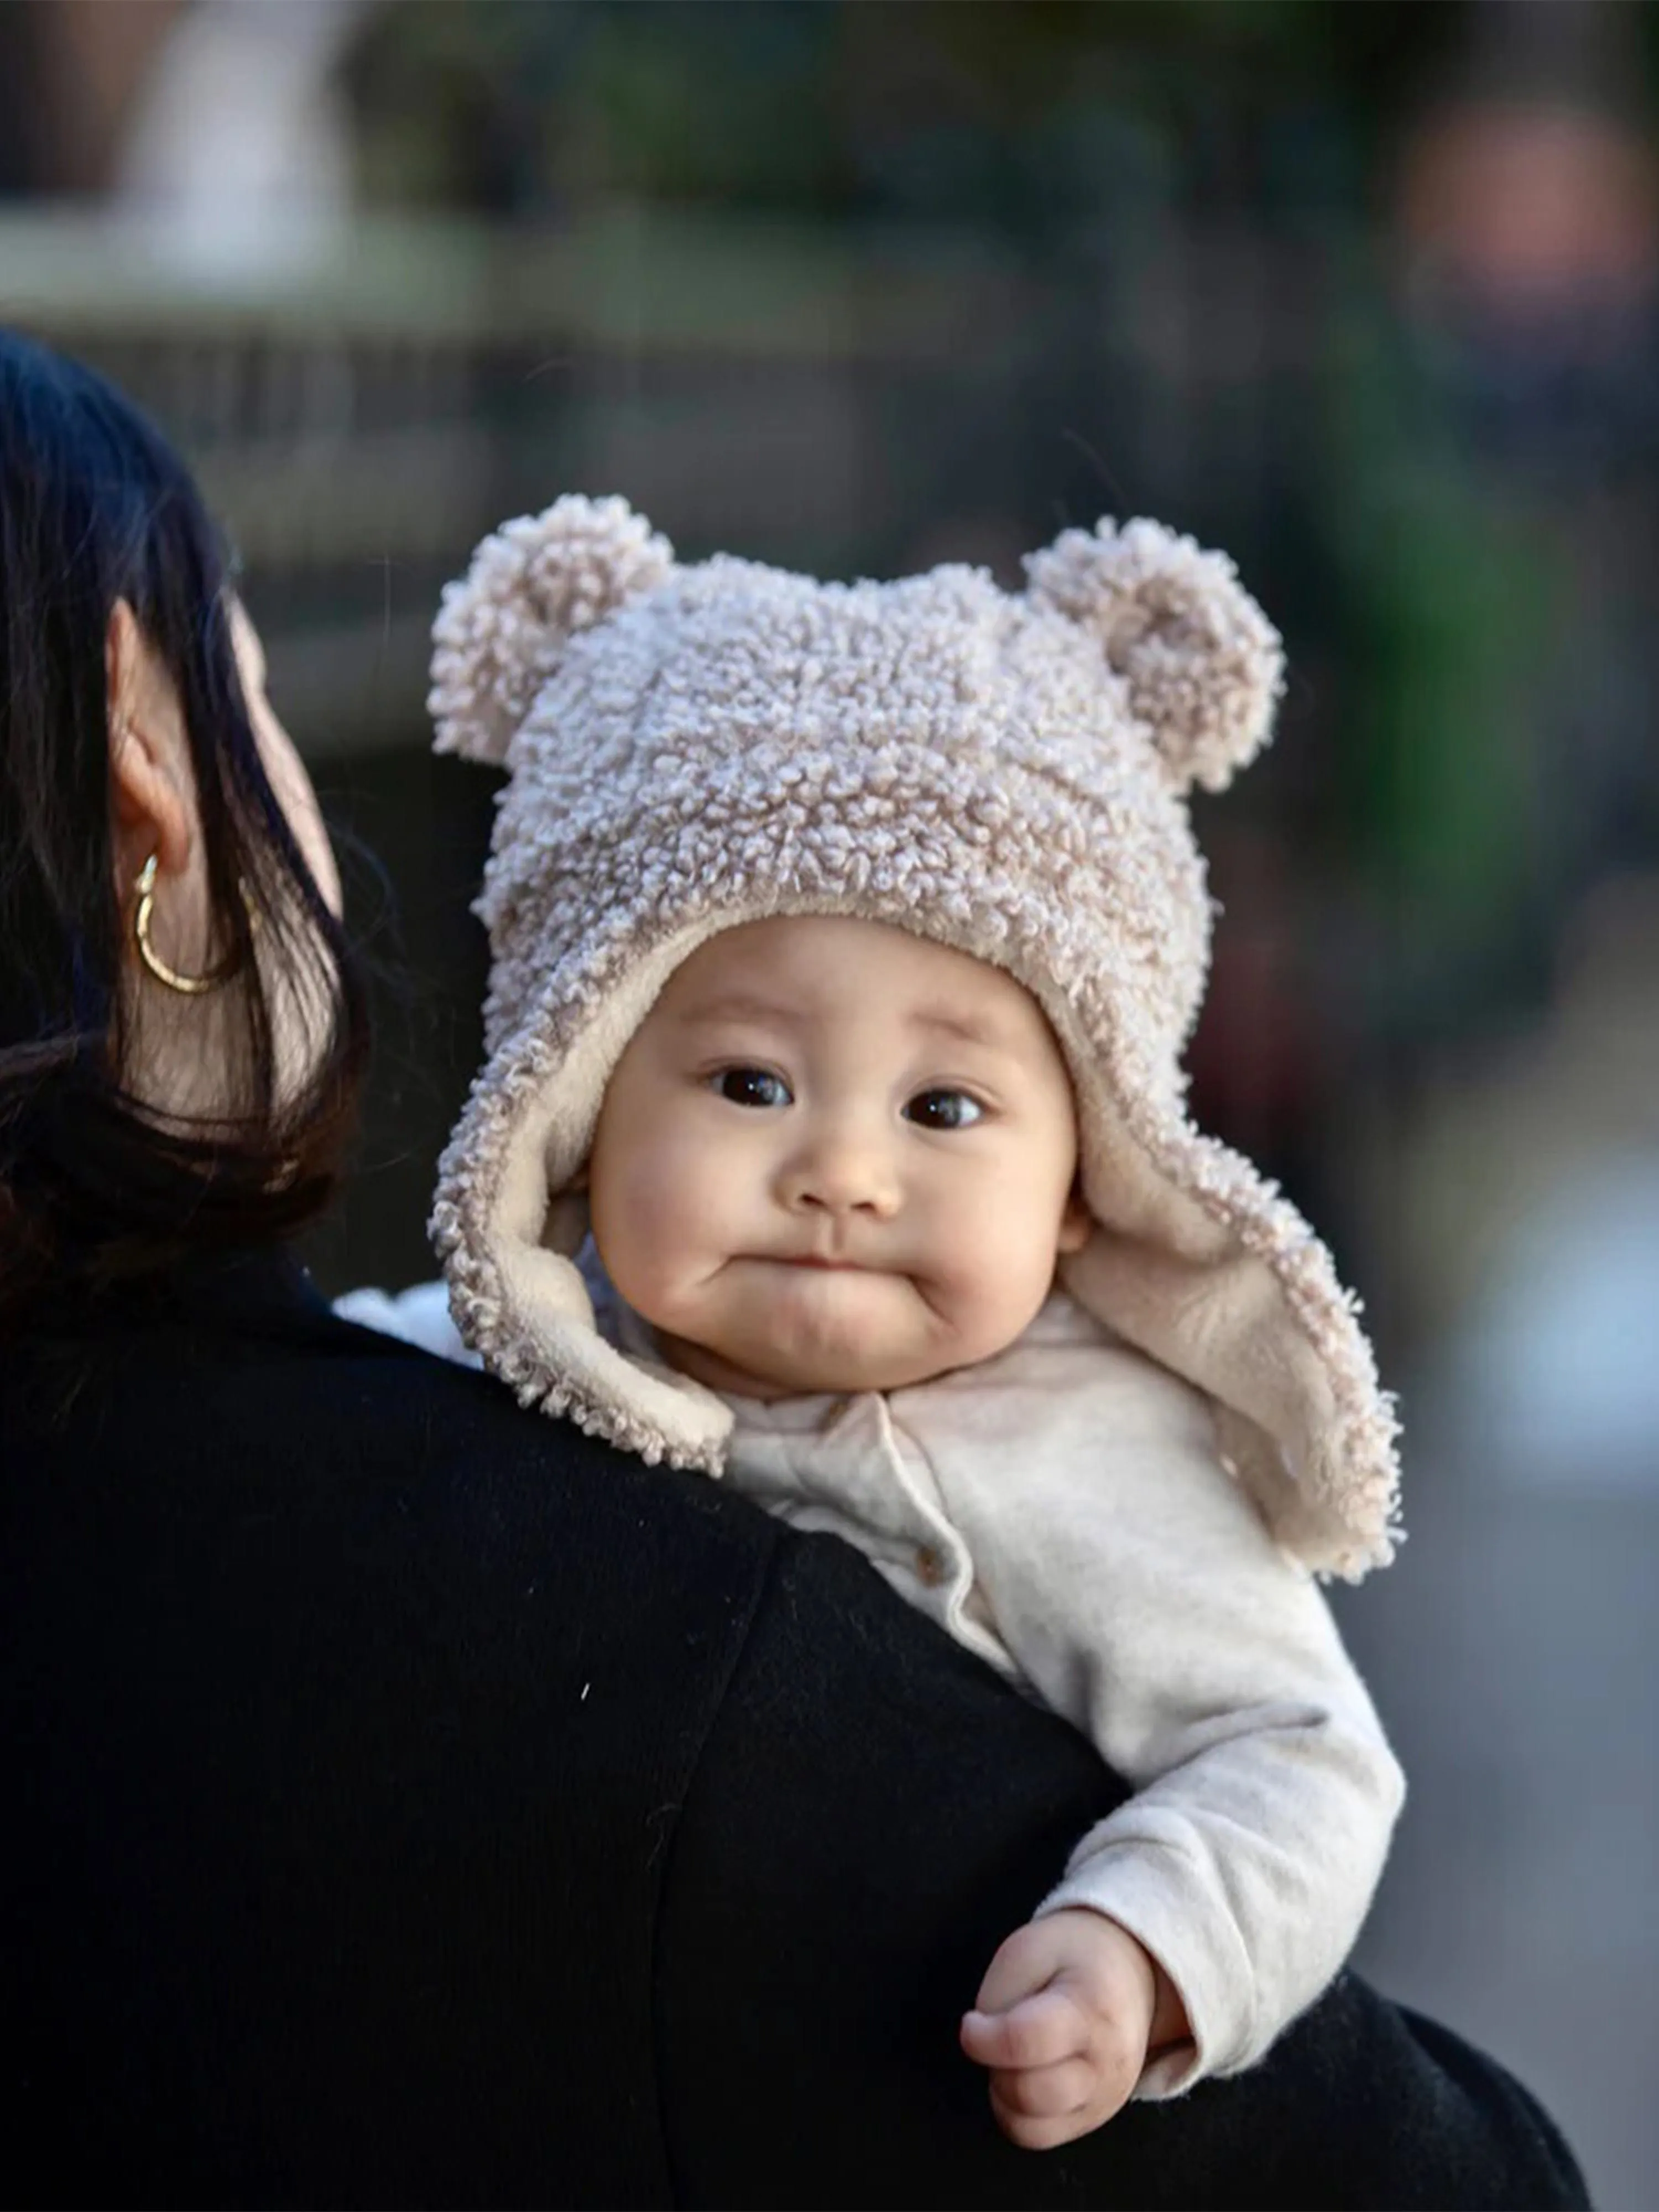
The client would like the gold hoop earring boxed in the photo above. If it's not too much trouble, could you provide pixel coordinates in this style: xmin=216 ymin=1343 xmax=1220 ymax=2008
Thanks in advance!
xmin=132 ymin=852 xmax=238 ymax=997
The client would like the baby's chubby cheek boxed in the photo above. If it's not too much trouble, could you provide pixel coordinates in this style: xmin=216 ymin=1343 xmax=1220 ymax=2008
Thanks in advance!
xmin=937 ymin=1265 xmax=1055 ymax=1368
xmin=586 ymin=1125 xmax=739 ymax=1331
xmin=588 ymin=1177 xmax=701 ymax=1324
xmin=938 ymin=1199 xmax=1059 ymax=1308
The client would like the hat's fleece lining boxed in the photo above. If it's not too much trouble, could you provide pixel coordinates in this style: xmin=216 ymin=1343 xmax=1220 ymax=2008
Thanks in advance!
xmin=425 ymin=500 xmax=1401 ymax=1580
xmin=456 ymin=906 xmax=1392 ymax=1577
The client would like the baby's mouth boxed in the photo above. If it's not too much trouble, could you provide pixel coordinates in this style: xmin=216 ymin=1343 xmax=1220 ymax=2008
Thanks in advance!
xmin=768 ymin=1254 xmax=870 ymax=1272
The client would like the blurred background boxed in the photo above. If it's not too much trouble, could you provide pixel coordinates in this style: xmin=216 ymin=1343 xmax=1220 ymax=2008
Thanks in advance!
xmin=3 ymin=0 xmax=1655 ymax=2197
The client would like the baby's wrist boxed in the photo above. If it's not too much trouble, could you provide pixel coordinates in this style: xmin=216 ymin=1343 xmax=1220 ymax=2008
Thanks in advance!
xmin=1143 ymin=1947 xmax=1191 ymax=2057
xmin=1053 ymin=1908 xmax=1190 ymax=2056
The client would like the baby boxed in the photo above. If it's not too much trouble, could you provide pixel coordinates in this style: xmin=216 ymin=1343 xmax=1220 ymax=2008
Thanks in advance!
xmin=363 ymin=498 xmax=1405 ymax=2148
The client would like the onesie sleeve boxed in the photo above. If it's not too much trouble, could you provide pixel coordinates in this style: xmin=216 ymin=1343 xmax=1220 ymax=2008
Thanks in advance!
xmin=920 ymin=1335 xmax=1405 ymax=2100
xmin=333 ymin=1280 xmax=482 ymax=1365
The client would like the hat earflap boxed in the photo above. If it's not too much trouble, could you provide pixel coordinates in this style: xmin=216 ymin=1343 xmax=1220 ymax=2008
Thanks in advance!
xmin=1024 ymin=517 xmax=1284 ymax=795
xmin=430 ymin=495 xmax=675 ymax=766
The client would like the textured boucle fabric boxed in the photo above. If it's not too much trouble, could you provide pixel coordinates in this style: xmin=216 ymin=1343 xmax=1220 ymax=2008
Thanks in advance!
xmin=427 ymin=495 xmax=1402 ymax=1579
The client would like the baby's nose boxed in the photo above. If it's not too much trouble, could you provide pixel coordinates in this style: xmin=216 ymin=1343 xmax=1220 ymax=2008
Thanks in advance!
xmin=780 ymin=1130 xmax=901 ymax=1219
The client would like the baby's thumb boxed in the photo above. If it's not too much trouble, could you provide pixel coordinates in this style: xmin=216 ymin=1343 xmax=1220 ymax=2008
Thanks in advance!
xmin=973 ymin=1918 xmax=1067 ymax=2016
xmin=961 ymin=1985 xmax=1084 ymax=2073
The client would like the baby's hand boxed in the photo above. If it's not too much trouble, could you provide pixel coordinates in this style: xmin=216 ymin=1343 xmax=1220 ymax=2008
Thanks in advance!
xmin=959 ymin=1910 xmax=1173 ymax=2150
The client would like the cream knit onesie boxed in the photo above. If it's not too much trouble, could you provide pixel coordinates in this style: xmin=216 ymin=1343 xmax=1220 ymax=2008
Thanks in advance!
xmin=343 ymin=1272 xmax=1403 ymax=2101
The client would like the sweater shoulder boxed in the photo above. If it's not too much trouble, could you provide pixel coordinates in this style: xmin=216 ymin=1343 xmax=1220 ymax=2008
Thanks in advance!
xmin=4 ymin=1265 xmax=785 ymax=1592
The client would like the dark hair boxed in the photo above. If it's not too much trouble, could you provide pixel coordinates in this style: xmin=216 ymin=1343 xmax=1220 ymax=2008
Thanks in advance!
xmin=0 ymin=328 xmax=370 ymax=1321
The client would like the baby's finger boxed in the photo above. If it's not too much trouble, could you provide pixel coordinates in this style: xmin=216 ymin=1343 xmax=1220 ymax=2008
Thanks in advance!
xmin=960 ymin=1989 xmax=1087 ymax=2073
xmin=989 ymin=2078 xmax=1101 ymax=2153
xmin=974 ymin=1918 xmax=1072 ymax=2015
xmin=987 ymin=2056 xmax=1099 ymax=2121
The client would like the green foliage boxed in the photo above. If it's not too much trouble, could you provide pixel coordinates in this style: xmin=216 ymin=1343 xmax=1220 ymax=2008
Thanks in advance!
xmin=343 ymin=0 xmax=1467 ymax=218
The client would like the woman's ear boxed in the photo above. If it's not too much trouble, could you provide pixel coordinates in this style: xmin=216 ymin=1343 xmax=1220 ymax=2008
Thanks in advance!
xmin=106 ymin=598 xmax=196 ymax=888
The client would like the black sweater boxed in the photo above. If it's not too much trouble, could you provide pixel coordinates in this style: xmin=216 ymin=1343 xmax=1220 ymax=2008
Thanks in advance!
xmin=1 ymin=1249 xmax=1585 ymax=2209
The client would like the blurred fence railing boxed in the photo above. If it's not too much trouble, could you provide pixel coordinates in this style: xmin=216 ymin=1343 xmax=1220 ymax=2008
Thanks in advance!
xmin=2 ymin=201 xmax=1335 ymax=755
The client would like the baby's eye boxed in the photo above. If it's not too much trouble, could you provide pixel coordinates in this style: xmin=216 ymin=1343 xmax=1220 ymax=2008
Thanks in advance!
xmin=904 ymin=1088 xmax=983 ymax=1131
xmin=712 ymin=1066 xmax=792 ymax=1109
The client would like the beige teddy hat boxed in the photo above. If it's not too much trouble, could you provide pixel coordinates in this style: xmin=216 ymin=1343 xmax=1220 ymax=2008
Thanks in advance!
xmin=427 ymin=495 xmax=1400 ymax=1579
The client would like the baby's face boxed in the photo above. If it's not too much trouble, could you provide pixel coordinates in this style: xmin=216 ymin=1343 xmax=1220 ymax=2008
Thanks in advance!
xmin=587 ymin=915 xmax=1089 ymax=1399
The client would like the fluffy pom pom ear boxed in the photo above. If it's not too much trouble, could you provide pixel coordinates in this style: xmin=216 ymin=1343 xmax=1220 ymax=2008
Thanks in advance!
xmin=1024 ymin=517 xmax=1284 ymax=795
xmin=429 ymin=495 xmax=675 ymax=766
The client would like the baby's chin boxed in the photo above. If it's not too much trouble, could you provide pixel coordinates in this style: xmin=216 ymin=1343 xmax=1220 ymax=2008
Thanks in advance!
xmin=661 ymin=1274 xmax=968 ymax=1399
xmin=727 ymin=1339 xmax=944 ymax=1398
xmin=701 ymin=1345 xmax=952 ymax=1399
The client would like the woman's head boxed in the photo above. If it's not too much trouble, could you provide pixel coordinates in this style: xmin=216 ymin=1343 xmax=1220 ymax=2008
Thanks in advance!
xmin=0 ymin=328 xmax=368 ymax=1318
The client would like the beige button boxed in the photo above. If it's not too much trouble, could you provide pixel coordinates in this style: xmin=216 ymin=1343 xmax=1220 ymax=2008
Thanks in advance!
xmin=915 ymin=1545 xmax=945 ymax=1588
